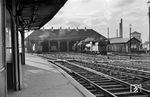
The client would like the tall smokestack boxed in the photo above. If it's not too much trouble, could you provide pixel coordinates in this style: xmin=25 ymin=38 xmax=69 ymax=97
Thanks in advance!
xmin=119 ymin=18 xmax=123 ymax=38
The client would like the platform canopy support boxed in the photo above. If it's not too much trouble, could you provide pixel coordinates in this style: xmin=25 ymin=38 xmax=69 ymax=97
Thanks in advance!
xmin=20 ymin=29 xmax=25 ymax=65
xmin=11 ymin=0 xmax=21 ymax=91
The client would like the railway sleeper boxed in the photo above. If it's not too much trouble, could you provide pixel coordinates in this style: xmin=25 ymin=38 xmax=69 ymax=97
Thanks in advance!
xmin=101 ymin=84 xmax=126 ymax=89
xmin=85 ymin=76 xmax=106 ymax=79
xmin=94 ymin=82 xmax=119 ymax=85
xmin=87 ymin=78 xmax=108 ymax=81
xmin=54 ymin=60 xmax=150 ymax=97
xmin=107 ymin=87 xmax=130 ymax=93
xmin=88 ymin=79 xmax=111 ymax=82
xmin=85 ymin=86 xmax=96 ymax=90
xmin=92 ymin=80 xmax=115 ymax=83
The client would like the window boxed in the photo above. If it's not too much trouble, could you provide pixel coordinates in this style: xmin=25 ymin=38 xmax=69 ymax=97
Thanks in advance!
xmin=131 ymin=44 xmax=137 ymax=49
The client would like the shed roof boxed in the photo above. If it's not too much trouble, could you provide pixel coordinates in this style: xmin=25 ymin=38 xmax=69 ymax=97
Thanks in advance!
xmin=109 ymin=38 xmax=129 ymax=44
xmin=26 ymin=29 xmax=107 ymax=41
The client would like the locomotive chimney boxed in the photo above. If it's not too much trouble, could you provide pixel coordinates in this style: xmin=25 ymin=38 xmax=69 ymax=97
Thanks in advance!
xmin=84 ymin=27 xmax=87 ymax=31
xmin=51 ymin=27 xmax=53 ymax=31
xmin=68 ymin=27 xmax=70 ymax=31
xmin=60 ymin=27 xmax=62 ymax=31
xmin=76 ymin=27 xmax=79 ymax=31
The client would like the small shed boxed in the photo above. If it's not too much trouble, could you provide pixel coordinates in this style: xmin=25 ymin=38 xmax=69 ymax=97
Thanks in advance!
xmin=108 ymin=37 xmax=141 ymax=53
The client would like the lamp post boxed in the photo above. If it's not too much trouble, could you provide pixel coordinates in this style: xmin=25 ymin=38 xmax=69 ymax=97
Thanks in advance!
xmin=148 ymin=0 xmax=150 ymax=58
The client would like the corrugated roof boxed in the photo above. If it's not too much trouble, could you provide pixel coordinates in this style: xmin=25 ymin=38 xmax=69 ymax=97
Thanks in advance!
xmin=26 ymin=29 xmax=107 ymax=41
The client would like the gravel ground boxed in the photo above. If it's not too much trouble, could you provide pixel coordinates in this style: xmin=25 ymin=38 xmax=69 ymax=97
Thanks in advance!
xmin=40 ymin=52 xmax=150 ymax=72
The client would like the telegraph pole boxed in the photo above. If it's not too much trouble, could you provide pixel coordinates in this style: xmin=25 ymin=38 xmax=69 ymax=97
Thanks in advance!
xmin=129 ymin=24 xmax=132 ymax=59
xmin=148 ymin=1 xmax=150 ymax=58
xmin=107 ymin=27 xmax=110 ymax=59
xmin=149 ymin=6 xmax=150 ymax=58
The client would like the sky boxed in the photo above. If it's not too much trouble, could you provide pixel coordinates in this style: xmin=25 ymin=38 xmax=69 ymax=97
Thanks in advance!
xmin=43 ymin=0 xmax=149 ymax=42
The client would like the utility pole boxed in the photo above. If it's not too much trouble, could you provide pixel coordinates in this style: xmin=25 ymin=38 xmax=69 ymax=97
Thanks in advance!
xmin=148 ymin=1 xmax=150 ymax=58
xmin=149 ymin=5 xmax=150 ymax=58
xmin=108 ymin=27 xmax=109 ymax=40
xmin=129 ymin=24 xmax=132 ymax=59
xmin=107 ymin=27 xmax=109 ymax=59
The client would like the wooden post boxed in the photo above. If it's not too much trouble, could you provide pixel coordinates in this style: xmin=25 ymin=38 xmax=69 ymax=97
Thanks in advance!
xmin=49 ymin=40 xmax=51 ymax=52
xmin=67 ymin=41 xmax=69 ymax=52
xmin=58 ymin=40 xmax=60 ymax=52
xmin=20 ymin=30 xmax=25 ymax=65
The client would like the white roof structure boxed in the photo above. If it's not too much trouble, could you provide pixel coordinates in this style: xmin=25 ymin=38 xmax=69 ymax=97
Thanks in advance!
xmin=109 ymin=38 xmax=129 ymax=44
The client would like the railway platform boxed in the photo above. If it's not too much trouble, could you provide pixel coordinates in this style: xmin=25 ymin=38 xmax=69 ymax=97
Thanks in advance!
xmin=8 ymin=53 xmax=85 ymax=97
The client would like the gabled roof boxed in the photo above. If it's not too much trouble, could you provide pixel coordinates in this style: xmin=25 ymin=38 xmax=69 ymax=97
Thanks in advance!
xmin=131 ymin=31 xmax=141 ymax=34
xmin=26 ymin=29 xmax=107 ymax=41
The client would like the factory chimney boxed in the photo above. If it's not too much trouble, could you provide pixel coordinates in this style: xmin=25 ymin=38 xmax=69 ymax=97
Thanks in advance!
xmin=119 ymin=18 xmax=123 ymax=38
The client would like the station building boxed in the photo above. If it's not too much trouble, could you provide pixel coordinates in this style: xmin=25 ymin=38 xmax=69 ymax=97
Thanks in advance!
xmin=25 ymin=27 xmax=107 ymax=53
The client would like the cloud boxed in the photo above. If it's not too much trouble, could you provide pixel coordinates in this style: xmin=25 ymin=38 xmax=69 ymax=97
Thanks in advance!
xmin=48 ymin=17 xmax=67 ymax=25
xmin=81 ymin=0 xmax=92 ymax=3
xmin=114 ymin=0 xmax=136 ymax=7
xmin=43 ymin=0 xmax=149 ymax=42
xmin=66 ymin=21 xmax=86 ymax=28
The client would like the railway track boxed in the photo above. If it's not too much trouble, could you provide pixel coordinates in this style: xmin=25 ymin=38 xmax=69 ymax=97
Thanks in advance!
xmin=51 ymin=60 xmax=150 ymax=97
xmin=68 ymin=60 xmax=150 ymax=90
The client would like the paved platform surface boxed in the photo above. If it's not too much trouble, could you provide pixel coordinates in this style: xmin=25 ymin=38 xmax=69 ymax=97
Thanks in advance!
xmin=8 ymin=53 xmax=84 ymax=97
